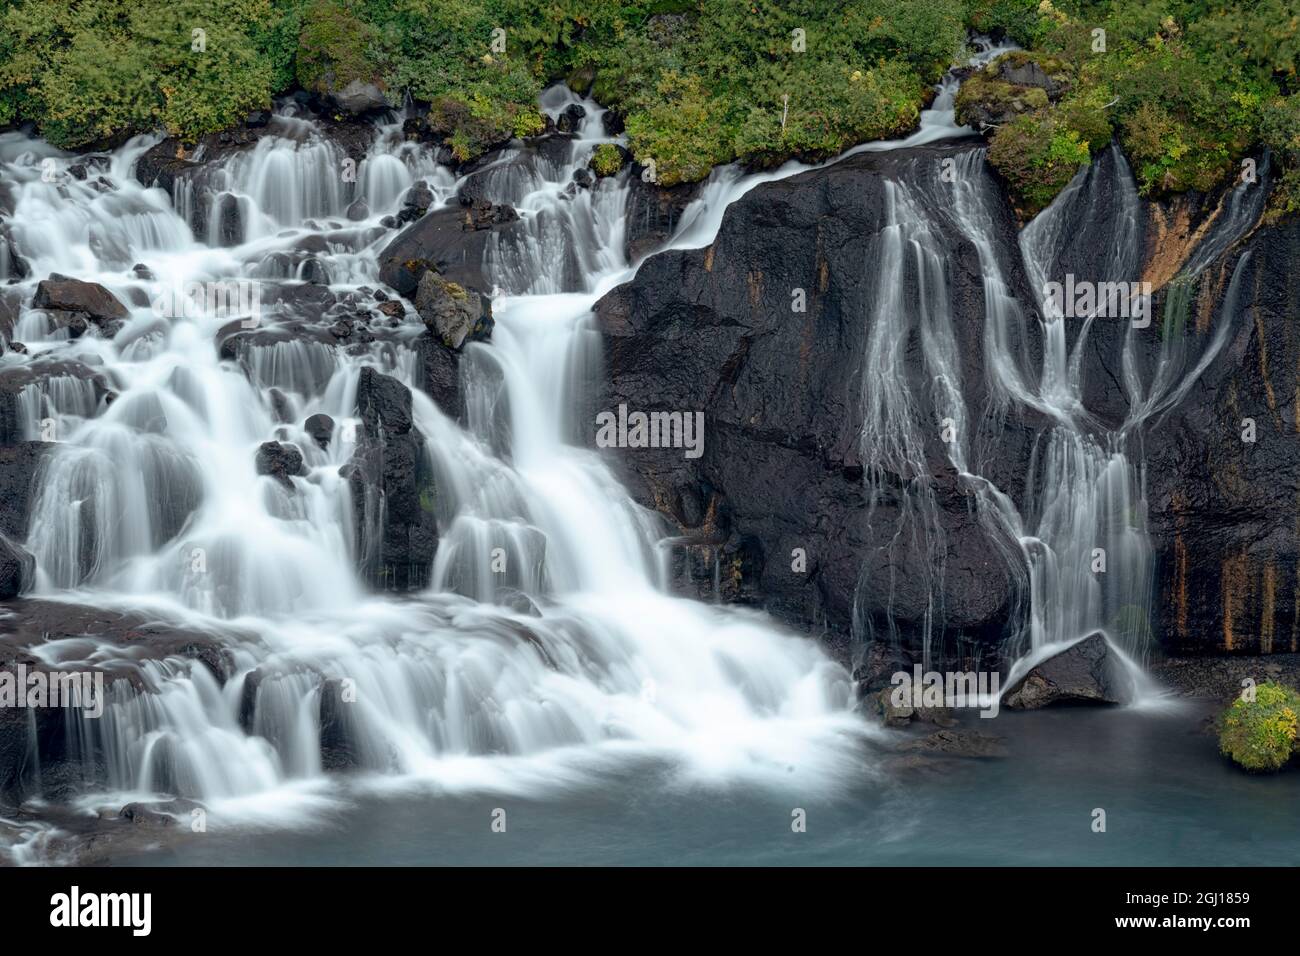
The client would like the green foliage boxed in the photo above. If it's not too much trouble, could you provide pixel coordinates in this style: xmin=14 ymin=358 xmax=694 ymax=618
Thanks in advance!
xmin=0 ymin=0 xmax=285 ymax=148
xmin=590 ymin=142 xmax=624 ymax=177
xmin=0 ymin=0 xmax=1294 ymax=200
xmin=1218 ymin=682 xmax=1300 ymax=772
xmin=1260 ymin=93 xmax=1300 ymax=216
xmin=965 ymin=0 xmax=1047 ymax=48
xmin=960 ymin=0 xmax=1296 ymax=212
xmin=988 ymin=111 xmax=1090 ymax=215
xmin=296 ymin=0 xmax=378 ymax=94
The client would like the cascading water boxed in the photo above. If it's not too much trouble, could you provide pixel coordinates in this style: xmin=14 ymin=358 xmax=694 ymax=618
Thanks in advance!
xmin=0 ymin=37 xmax=1269 ymax=862
xmin=0 ymin=90 xmax=866 ymax=847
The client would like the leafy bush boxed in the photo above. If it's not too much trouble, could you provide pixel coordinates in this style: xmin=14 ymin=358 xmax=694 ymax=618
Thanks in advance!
xmin=296 ymin=0 xmax=379 ymax=95
xmin=590 ymin=142 xmax=624 ymax=177
xmin=0 ymin=0 xmax=285 ymax=148
xmin=988 ymin=112 xmax=1089 ymax=216
xmin=1218 ymin=681 xmax=1300 ymax=772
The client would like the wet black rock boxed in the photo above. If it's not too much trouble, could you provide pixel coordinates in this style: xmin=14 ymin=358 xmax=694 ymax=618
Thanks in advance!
xmin=594 ymin=142 xmax=1037 ymax=671
xmin=897 ymin=728 xmax=1008 ymax=758
xmin=33 ymin=275 xmax=128 ymax=323
xmin=555 ymin=103 xmax=586 ymax=134
xmin=1003 ymin=633 xmax=1122 ymax=709
xmin=413 ymin=272 xmax=493 ymax=350
xmin=624 ymin=172 xmax=703 ymax=261
xmin=318 ymin=678 xmax=359 ymax=770
xmin=304 ymin=413 xmax=334 ymax=449
xmin=0 ymin=443 xmax=54 ymax=538
xmin=346 ymin=198 xmax=370 ymax=221
xmin=254 ymin=441 xmax=306 ymax=489
xmin=0 ymin=533 xmax=34 ymax=599
xmin=340 ymin=368 xmax=438 ymax=590
xmin=377 ymin=201 xmax=520 ymax=296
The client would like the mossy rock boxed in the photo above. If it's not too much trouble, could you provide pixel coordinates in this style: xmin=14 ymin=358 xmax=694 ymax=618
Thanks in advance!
xmin=956 ymin=52 xmax=1073 ymax=132
xmin=956 ymin=75 xmax=1050 ymax=130
xmin=987 ymin=111 xmax=1090 ymax=217
xmin=590 ymin=143 xmax=624 ymax=178
xmin=1218 ymin=681 xmax=1300 ymax=772
xmin=990 ymin=51 xmax=1072 ymax=95
xmin=566 ymin=64 xmax=596 ymax=96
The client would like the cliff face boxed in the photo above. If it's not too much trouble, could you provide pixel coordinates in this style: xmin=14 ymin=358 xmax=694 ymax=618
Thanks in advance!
xmin=594 ymin=142 xmax=1045 ymax=669
xmin=1146 ymin=220 xmax=1300 ymax=655
xmin=595 ymin=141 xmax=1296 ymax=669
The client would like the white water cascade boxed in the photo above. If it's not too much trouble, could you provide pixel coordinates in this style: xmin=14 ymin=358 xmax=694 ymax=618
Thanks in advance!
xmin=0 ymin=38 xmax=1266 ymax=857
xmin=0 ymin=91 xmax=868 ymax=835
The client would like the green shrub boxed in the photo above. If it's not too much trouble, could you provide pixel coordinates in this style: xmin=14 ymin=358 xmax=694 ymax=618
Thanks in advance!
xmin=512 ymin=106 xmax=545 ymax=139
xmin=966 ymin=0 xmax=1046 ymax=48
xmin=0 ymin=0 xmax=281 ymax=148
xmin=590 ymin=142 xmax=623 ymax=177
xmin=296 ymin=0 xmax=379 ymax=95
xmin=988 ymin=112 xmax=1090 ymax=216
xmin=1218 ymin=681 xmax=1300 ymax=772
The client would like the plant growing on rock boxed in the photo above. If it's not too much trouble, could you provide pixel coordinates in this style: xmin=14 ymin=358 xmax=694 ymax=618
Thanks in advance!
xmin=987 ymin=112 xmax=1090 ymax=216
xmin=590 ymin=143 xmax=624 ymax=177
xmin=1218 ymin=681 xmax=1300 ymax=772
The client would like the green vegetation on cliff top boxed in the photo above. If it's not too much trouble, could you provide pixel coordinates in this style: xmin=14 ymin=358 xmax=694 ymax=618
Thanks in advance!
xmin=0 ymin=0 xmax=1297 ymax=209
xmin=965 ymin=0 xmax=1300 ymax=215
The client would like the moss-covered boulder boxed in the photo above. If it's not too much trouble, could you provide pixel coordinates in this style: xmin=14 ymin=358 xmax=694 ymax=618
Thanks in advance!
xmin=987 ymin=112 xmax=1090 ymax=217
xmin=955 ymin=52 xmax=1072 ymax=131
xmin=1218 ymin=681 xmax=1300 ymax=772
xmin=413 ymin=272 xmax=493 ymax=350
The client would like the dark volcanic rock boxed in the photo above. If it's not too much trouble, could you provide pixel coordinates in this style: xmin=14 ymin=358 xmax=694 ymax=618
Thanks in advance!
xmin=377 ymin=202 xmax=520 ymax=297
xmin=897 ymin=728 xmax=1008 ymax=758
xmin=594 ymin=142 xmax=1036 ymax=669
xmin=0 ymin=442 xmax=54 ymax=538
xmin=340 ymin=368 xmax=438 ymax=590
xmin=624 ymin=172 xmax=702 ymax=261
xmin=304 ymin=413 xmax=335 ymax=449
xmin=0 ymin=600 xmax=242 ymax=803
xmin=255 ymin=441 xmax=306 ymax=489
xmin=413 ymin=272 xmax=494 ymax=349
xmin=33 ymin=275 xmax=128 ymax=322
xmin=1003 ymin=633 xmax=1122 ymax=709
xmin=555 ymin=103 xmax=586 ymax=134
xmin=0 ymin=533 xmax=34 ymax=599
xmin=318 ymin=678 xmax=358 ymax=770
xmin=1144 ymin=213 xmax=1300 ymax=656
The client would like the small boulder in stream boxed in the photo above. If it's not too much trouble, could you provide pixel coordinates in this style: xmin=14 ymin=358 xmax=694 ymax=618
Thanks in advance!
xmin=1002 ymin=632 xmax=1123 ymax=709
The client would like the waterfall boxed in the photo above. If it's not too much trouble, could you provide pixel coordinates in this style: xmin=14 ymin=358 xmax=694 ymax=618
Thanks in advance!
xmin=0 ymin=36 xmax=1264 ymax=849
xmin=0 ymin=88 xmax=864 ymax=829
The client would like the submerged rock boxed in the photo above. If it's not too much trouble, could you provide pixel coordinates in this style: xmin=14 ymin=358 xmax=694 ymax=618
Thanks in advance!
xmin=897 ymin=729 xmax=1008 ymax=758
xmin=1002 ymin=633 xmax=1122 ymax=709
